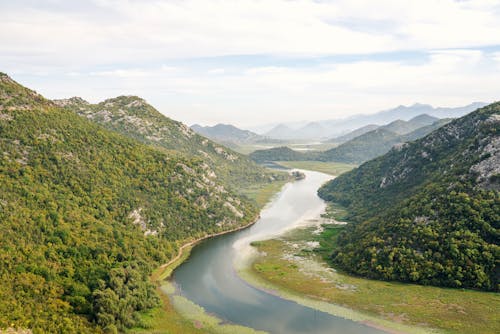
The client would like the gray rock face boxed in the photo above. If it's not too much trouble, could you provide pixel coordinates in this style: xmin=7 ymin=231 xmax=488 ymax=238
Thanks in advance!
xmin=470 ymin=115 xmax=500 ymax=190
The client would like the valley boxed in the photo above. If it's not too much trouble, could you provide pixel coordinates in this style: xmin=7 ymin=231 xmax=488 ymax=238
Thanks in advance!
xmin=3 ymin=3 xmax=500 ymax=334
xmin=246 ymin=224 xmax=500 ymax=334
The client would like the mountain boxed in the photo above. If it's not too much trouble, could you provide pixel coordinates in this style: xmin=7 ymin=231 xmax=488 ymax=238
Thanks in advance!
xmin=318 ymin=118 xmax=452 ymax=164
xmin=403 ymin=118 xmax=452 ymax=141
xmin=382 ymin=114 xmax=439 ymax=135
xmin=0 ymin=73 xmax=262 ymax=332
xmin=251 ymin=116 xmax=452 ymax=164
xmin=263 ymin=123 xmax=296 ymax=140
xmin=249 ymin=146 xmax=314 ymax=163
xmin=54 ymin=97 xmax=283 ymax=196
xmin=319 ymin=128 xmax=402 ymax=163
xmin=294 ymin=122 xmax=329 ymax=139
xmin=190 ymin=123 xmax=267 ymax=145
xmin=407 ymin=113 xmax=441 ymax=128
xmin=318 ymin=102 xmax=499 ymax=291
xmin=329 ymin=114 xmax=440 ymax=143
xmin=335 ymin=102 xmax=485 ymax=129
xmin=330 ymin=124 xmax=379 ymax=143
xmin=254 ymin=102 xmax=486 ymax=140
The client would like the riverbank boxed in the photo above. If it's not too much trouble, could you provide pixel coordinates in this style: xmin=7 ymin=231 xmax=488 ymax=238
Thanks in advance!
xmin=129 ymin=178 xmax=290 ymax=334
xmin=274 ymin=161 xmax=356 ymax=176
xmin=244 ymin=223 xmax=500 ymax=334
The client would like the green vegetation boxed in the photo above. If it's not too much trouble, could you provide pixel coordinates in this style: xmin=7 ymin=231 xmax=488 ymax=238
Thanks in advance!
xmin=249 ymin=146 xmax=314 ymax=162
xmin=318 ymin=103 xmax=500 ymax=291
xmin=320 ymin=202 xmax=350 ymax=221
xmin=0 ymin=73 xmax=261 ymax=332
xmin=249 ymin=118 xmax=451 ymax=164
xmin=249 ymin=225 xmax=500 ymax=334
xmin=275 ymin=161 xmax=356 ymax=176
xmin=55 ymin=96 xmax=287 ymax=199
xmin=319 ymin=128 xmax=405 ymax=163
xmin=241 ymin=179 xmax=289 ymax=209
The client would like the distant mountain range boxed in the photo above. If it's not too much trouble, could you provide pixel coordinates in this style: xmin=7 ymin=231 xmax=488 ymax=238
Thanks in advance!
xmin=329 ymin=114 xmax=440 ymax=144
xmin=250 ymin=115 xmax=452 ymax=164
xmin=318 ymin=118 xmax=451 ymax=163
xmin=254 ymin=102 xmax=486 ymax=140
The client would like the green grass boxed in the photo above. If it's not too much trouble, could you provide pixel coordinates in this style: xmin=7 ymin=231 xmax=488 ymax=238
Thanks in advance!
xmin=320 ymin=202 xmax=350 ymax=221
xmin=240 ymin=179 xmax=288 ymax=209
xmin=249 ymin=226 xmax=500 ymax=334
xmin=275 ymin=161 xmax=356 ymax=176
xmin=129 ymin=177 xmax=289 ymax=333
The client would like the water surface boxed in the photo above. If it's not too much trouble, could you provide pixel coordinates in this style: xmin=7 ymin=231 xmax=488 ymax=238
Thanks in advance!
xmin=173 ymin=170 xmax=388 ymax=334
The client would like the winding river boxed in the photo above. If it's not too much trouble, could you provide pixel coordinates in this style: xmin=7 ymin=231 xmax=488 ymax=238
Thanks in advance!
xmin=172 ymin=170 xmax=388 ymax=334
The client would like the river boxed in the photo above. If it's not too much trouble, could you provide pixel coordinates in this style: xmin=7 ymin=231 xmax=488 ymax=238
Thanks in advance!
xmin=172 ymin=170 xmax=388 ymax=334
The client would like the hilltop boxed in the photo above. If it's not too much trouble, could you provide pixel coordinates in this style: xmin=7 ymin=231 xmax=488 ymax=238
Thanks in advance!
xmin=0 ymin=73 xmax=261 ymax=332
xmin=54 ymin=96 xmax=284 ymax=197
xmin=318 ymin=102 xmax=499 ymax=291
xmin=190 ymin=123 xmax=265 ymax=144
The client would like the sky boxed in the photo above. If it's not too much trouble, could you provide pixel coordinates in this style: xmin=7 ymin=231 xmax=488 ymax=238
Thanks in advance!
xmin=1 ymin=0 xmax=500 ymax=127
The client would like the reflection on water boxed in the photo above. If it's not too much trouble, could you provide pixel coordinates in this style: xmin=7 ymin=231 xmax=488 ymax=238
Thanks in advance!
xmin=173 ymin=171 xmax=387 ymax=334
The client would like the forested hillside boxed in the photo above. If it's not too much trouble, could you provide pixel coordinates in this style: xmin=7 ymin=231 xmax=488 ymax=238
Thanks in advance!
xmin=0 ymin=73 xmax=259 ymax=333
xmin=249 ymin=146 xmax=315 ymax=163
xmin=55 ymin=96 xmax=283 ymax=196
xmin=318 ymin=103 xmax=499 ymax=291
xmin=317 ymin=118 xmax=451 ymax=163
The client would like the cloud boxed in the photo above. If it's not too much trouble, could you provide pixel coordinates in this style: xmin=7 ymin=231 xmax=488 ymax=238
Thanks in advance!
xmin=2 ymin=0 xmax=500 ymax=70
xmin=2 ymin=1 xmax=499 ymax=126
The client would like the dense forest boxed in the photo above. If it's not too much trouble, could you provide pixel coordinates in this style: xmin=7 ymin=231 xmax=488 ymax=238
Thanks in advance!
xmin=0 ymin=73 xmax=260 ymax=333
xmin=318 ymin=103 xmax=500 ymax=291
xmin=55 ymin=96 xmax=284 ymax=196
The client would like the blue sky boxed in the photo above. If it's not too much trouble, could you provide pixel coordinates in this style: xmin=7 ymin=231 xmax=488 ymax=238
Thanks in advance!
xmin=1 ymin=0 xmax=500 ymax=127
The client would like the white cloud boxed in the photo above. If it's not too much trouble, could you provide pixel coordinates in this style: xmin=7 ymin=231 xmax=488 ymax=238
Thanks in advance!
xmin=27 ymin=48 xmax=495 ymax=126
xmin=2 ymin=0 xmax=500 ymax=69
xmin=1 ymin=1 xmax=499 ymax=126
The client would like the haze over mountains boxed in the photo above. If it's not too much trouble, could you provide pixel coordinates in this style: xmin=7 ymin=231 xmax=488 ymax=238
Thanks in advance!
xmin=190 ymin=123 xmax=271 ymax=145
xmin=253 ymin=102 xmax=486 ymax=141
xmin=250 ymin=114 xmax=452 ymax=164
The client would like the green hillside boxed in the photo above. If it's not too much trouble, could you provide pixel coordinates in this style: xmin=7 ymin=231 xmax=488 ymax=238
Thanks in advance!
xmin=249 ymin=118 xmax=451 ymax=165
xmin=318 ymin=128 xmax=400 ymax=163
xmin=318 ymin=103 xmax=500 ymax=291
xmin=55 ymin=96 xmax=283 ymax=197
xmin=249 ymin=146 xmax=314 ymax=163
xmin=0 ymin=73 xmax=259 ymax=333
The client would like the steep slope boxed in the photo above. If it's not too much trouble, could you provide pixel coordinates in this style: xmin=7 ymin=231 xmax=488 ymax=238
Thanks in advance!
xmin=382 ymin=114 xmax=439 ymax=135
xmin=190 ymin=123 xmax=267 ymax=144
xmin=318 ymin=103 xmax=500 ymax=291
xmin=329 ymin=124 xmax=379 ymax=143
xmin=0 ymin=73 xmax=258 ymax=333
xmin=402 ymin=118 xmax=452 ymax=141
xmin=318 ymin=128 xmax=400 ymax=163
xmin=54 ymin=97 xmax=282 ymax=196
xmin=318 ymin=117 xmax=451 ymax=164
